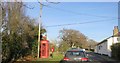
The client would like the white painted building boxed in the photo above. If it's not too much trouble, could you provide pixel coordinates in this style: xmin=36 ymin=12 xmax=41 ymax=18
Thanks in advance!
xmin=95 ymin=36 xmax=120 ymax=57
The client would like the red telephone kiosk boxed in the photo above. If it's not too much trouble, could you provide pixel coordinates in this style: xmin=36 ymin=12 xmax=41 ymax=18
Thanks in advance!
xmin=40 ymin=40 xmax=49 ymax=58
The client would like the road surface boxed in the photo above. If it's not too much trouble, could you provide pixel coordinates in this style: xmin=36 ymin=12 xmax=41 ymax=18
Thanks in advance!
xmin=87 ymin=52 xmax=120 ymax=63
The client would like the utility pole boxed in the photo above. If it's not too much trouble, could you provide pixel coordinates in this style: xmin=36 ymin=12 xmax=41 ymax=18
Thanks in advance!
xmin=0 ymin=1 xmax=2 ymax=63
xmin=37 ymin=0 xmax=42 ymax=58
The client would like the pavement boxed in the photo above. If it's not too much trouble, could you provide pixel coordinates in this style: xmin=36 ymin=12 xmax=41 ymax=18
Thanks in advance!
xmin=86 ymin=52 xmax=120 ymax=63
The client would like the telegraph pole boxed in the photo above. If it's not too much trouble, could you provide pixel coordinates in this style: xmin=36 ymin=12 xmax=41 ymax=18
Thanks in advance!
xmin=0 ymin=1 xmax=2 ymax=63
xmin=37 ymin=1 xmax=42 ymax=58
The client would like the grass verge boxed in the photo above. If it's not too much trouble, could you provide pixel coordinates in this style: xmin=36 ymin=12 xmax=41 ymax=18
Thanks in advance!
xmin=37 ymin=52 xmax=64 ymax=61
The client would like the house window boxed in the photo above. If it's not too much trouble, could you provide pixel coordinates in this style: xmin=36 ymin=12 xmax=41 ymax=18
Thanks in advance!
xmin=99 ymin=46 xmax=100 ymax=50
xmin=98 ymin=45 xmax=102 ymax=50
xmin=117 ymin=37 xmax=120 ymax=41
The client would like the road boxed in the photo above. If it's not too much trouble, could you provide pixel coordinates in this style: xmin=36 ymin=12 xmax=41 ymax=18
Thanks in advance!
xmin=86 ymin=52 xmax=120 ymax=63
xmin=60 ymin=51 xmax=120 ymax=63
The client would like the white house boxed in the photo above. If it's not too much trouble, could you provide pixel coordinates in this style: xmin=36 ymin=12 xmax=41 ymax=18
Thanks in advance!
xmin=95 ymin=36 xmax=120 ymax=57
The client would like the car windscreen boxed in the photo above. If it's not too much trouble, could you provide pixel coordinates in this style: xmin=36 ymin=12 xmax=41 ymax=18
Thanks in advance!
xmin=65 ymin=51 xmax=86 ymax=57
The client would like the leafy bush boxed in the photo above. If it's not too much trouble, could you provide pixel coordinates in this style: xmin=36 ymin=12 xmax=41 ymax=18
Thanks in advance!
xmin=111 ymin=43 xmax=120 ymax=60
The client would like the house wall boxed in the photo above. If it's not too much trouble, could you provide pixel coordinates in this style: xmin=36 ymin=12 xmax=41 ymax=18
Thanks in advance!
xmin=96 ymin=41 xmax=108 ymax=55
xmin=94 ymin=46 xmax=98 ymax=53
xmin=95 ymin=37 xmax=120 ymax=57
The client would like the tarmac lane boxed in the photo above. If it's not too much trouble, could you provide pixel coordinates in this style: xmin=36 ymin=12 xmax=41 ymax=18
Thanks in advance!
xmin=86 ymin=52 xmax=120 ymax=63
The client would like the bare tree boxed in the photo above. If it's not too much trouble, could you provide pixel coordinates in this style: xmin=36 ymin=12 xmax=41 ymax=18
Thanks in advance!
xmin=87 ymin=39 xmax=97 ymax=50
xmin=59 ymin=28 xmax=88 ymax=49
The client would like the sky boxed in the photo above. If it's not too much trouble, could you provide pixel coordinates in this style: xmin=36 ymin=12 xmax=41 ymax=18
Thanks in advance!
xmin=25 ymin=2 xmax=118 ymax=42
xmin=3 ymin=0 xmax=120 ymax=2
xmin=118 ymin=2 xmax=120 ymax=30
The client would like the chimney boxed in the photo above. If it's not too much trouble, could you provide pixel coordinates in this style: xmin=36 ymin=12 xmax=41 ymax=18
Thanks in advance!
xmin=113 ymin=26 xmax=119 ymax=36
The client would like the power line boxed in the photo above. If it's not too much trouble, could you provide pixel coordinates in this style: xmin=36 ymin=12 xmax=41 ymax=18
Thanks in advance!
xmin=37 ymin=0 xmax=60 ymax=7
xmin=18 ymin=1 xmax=118 ymax=19
xmin=23 ymin=4 xmax=35 ymax=9
xmin=45 ymin=0 xmax=60 ymax=4
xmin=44 ymin=5 xmax=119 ymax=19
xmin=45 ymin=18 xmax=117 ymax=28
xmin=38 ymin=1 xmax=119 ymax=19
xmin=36 ymin=1 xmax=118 ymax=28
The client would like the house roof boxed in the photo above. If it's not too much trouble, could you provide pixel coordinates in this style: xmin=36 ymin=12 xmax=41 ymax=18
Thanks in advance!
xmin=96 ymin=32 xmax=120 ymax=46
xmin=96 ymin=36 xmax=113 ymax=46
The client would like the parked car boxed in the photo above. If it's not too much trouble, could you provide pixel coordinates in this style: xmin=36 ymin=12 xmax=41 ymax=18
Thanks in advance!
xmin=60 ymin=48 xmax=89 ymax=63
xmin=82 ymin=49 xmax=86 ymax=51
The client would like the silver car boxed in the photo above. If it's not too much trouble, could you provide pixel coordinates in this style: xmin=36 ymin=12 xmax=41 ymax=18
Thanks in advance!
xmin=62 ymin=48 xmax=89 ymax=62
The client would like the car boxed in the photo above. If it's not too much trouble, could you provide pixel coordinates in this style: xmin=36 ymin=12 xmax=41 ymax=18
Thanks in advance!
xmin=82 ymin=49 xmax=86 ymax=51
xmin=60 ymin=48 xmax=89 ymax=63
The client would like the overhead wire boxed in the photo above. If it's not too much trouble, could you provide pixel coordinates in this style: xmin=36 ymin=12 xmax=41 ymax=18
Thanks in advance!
xmin=45 ymin=18 xmax=117 ymax=28
xmin=22 ymin=4 xmax=35 ymax=9
xmin=36 ymin=1 xmax=118 ymax=28
xmin=2 ymin=1 xmax=117 ymax=19
xmin=37 ymin=1 xmax=118 ymax=19
xmin=44 ymin=5 xmax=119 ymax=19
xmin=38 ymin=3 xmax=118 ymax=28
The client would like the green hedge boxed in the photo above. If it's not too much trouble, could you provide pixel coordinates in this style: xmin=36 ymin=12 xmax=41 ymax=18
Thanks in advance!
xmin=111 ymin=43 xmax=120 ymax=60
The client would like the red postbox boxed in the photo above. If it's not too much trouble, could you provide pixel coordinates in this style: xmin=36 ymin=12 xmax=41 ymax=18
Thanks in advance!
xmin=51 ymin=47 xmax=54 ymax=52
xmin=40 ymin=40 xmax=49 ymax=58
